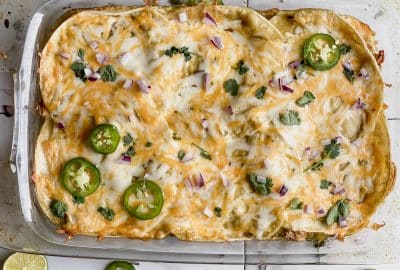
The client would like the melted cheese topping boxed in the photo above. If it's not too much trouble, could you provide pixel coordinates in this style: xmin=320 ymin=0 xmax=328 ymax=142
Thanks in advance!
xmin=35 ymin=6 xmax=392 ymax=241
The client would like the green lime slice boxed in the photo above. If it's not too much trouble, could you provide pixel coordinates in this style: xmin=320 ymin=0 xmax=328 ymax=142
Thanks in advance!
xmin=3 ymin=253 xmax=47 ymax=270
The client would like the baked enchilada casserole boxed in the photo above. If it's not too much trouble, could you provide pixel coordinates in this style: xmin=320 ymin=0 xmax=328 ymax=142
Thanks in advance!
xmin=35 ymin=4 xmax=395 ymax=241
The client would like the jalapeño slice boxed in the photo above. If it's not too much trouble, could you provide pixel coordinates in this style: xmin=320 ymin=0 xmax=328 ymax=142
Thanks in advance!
xmin=304 ymin=33 xmax=340 ymax=71
xmin=123 ymin=180 xmax=163 ymax=220
xmin=89 ymin=124 xmax=120 ymax=154
xmin=105 ymin=261 xmax=135 ymax=270
xmin=62 ymin=157 xmax=100 ymax=197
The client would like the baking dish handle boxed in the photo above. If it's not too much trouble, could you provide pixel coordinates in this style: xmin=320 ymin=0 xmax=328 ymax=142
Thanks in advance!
xmin=0 ymin=71 xmax=17 ymax=172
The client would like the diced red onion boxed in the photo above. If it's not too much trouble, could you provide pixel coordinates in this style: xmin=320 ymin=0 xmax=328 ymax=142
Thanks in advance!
xmin=268 ymin=79 xmax=276 ymax=87
xmin=281 ymin=85 xmax=294 ymax=93
xmin=128 ymin=114 xmax=135 ymax=122
xmin=256 ymin=175 xmax=266 ymax=184
xmin=201 ymin=118 xmax=209 ymax=131
xmin=321 ymin=138 xmax=331 ymax=146
xmin=2 ymin=105 xmax=14 ymax=117
xmin=358 ymin=67 xmax=369 ymax=79
xmin=123 ymin=79 xmax=133 ymax=89
xmin=96 ymin=53 xmax=108 ymax=64
xmin=197 ymin=173 xmax=205 ymax=187
xmin=343 ymin=61 xmax=352 ymax=71
xmin=88 ymin=72 xmax=101 ymax=82
xmin=303 ymin=204 xmax=313 ymax=215
xmin=303 ymin=147 xmax=311 ymax=157
xmin=210 ymin=36 xmax=224 ymax=49
xmin=57 ymin=122 xmax=65 ymax=129
xmin=334 ymin=136 xmax=343 ymax=144
xmin=203 ymin=73 xmax=211 ymax=91
xmin=203 ymin=12 xmax=217 ymax=26
xmin=331 ymin=185 xmax=346 ymax=195
xmin=346 ymin=193 xmax=356 ymax=201
xmin=119 ymin=52 xmax=128 ymax=64
xmin=269 ymin=192 xmax=281 ymax=200
xmin=263 ymin=158 xmax=270 ymax=169
xmin=278 ymin=185 xmax=288 ymax=196
xmin=338 ymin=215 xmax=347 ymax=228
xmin=277 ymin=73 xmax=294 ymax=86
xmin=351 ymin=98 xmax=366 ymax=110
xmin=59 ymin=52 xmax=70 ymax=60
xmin=119 ymin=155 xmax=131 ymax=163
xmin=178 ymin=12 xmax=188 ymax=22
xmin=317 ymin=208 xmax=325 ymax=216
xmin=84 ymin=67 xmax=93 ymax=77
xmin=288 ymin=60 xmax=301 ymax=69
xmin=181 ymin=152 xmax=194 ymax=163
xmin=184 ymin=177 xmax=193 ymax=193
xmin=223 ymin=105 xmax=233 ymax=115
xmin=137 ymin=79 xmax=151 ymax=94
xmin=203 ymin=207 xmax=213 ymax=217
xmin=89 ymin=41 xmax=99 ymax=50
xmin=277 ymin=76 xmax=294 ymax=93
xmin=220 ymin=172 xmax=230 ymax=187
xmin=351 ymin=138 xmax=362 ymax=147
xmin=309 ymin=150 xmax=320 ymax=161
xmin=268 ymin=80 xmax=276 ymax=87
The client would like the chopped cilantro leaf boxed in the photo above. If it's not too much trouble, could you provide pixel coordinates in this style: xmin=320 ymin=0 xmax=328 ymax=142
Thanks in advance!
xmin=320 ymin=179 xmax=331 ymax=189
xmin=185 ymin=0 xmax=200 ymax=5
xmin=223 ymin=79 xmax=239 ymax=96
xmin=295 ymin=91 xmax=315 ymax=107
xmin=235 ymin=60 xmax=249 ymax=75
xmin=324 ymin=139 xmax=341 ymax=159
xmin=326 ymin=200 xmax=350 ymax=225
xmin=165 ymin=46 xmax=192 ymax=62
xmin=169 ymin=0 xmax=184 ymax=4
xmin=279 ymin=110 xmax=301 ymax=125
xmin=179 ymin=46 xmax=192 ymax=61
xmin=125 ymin=146 xmax=136 ymax=157
xmin=255 ymin=86 xmax=267 ymax=99
xmin=99 ymin=65 xmax=117 ymax=82
xmin=247 ymin=173 xmax=273 ymax=195
xmin=295 ymin=63 xmax=307 ymax=78
xmin=289 ymin=197 xmax=303 ymax=210
xmin=200 ymin=151 xmax=212 ymax=160
xmin=338 ymin=44 xmax=351 ymax=55
xmin=77 ymin=48 xmax=85 ymax=60
xmin=123 ymin=133 xmax=133 ymax=146
xmin=306 ymin=160 xmax=324 ymax=172
xmin=71 ymin=61 xmax=87 ymax=82
xmin=192 ymin=143 xmax=212 ymax=160
xmin=145 ymin=142 xmax=152 ymax=147
xmin=343 ymin=66 xmax=355 ymax=83
xmin=178 ymin=150 xmax=185 ymax=160
xmin=165 ymin=46 xmax=179 ymax=57
xmin=304 ymin=139 xmax=341 ymax=172
xmin=72 ymin=196 xmax=85 ymax=204
xmin=98 ymin=207 xmax=115 ymax=221
xmin=214 ymin=207 xmax=222 ymax=217
xmin=50 ymin=199 xmax=67 ymax=218
xmin=172 ymin=132 xmax=181 ymax=141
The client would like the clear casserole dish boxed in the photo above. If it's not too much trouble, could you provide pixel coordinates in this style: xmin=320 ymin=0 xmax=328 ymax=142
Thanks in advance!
xmin=0 ymin=0 xmax=399 ymax=266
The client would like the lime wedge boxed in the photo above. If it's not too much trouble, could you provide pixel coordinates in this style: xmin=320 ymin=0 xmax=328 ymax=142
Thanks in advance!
xmin=3 ymin=253 xmax=47 ymax=270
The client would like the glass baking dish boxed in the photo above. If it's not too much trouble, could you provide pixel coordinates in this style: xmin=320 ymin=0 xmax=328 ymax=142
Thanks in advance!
xmin=0 ymin=0 xmax=399 ymax=266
